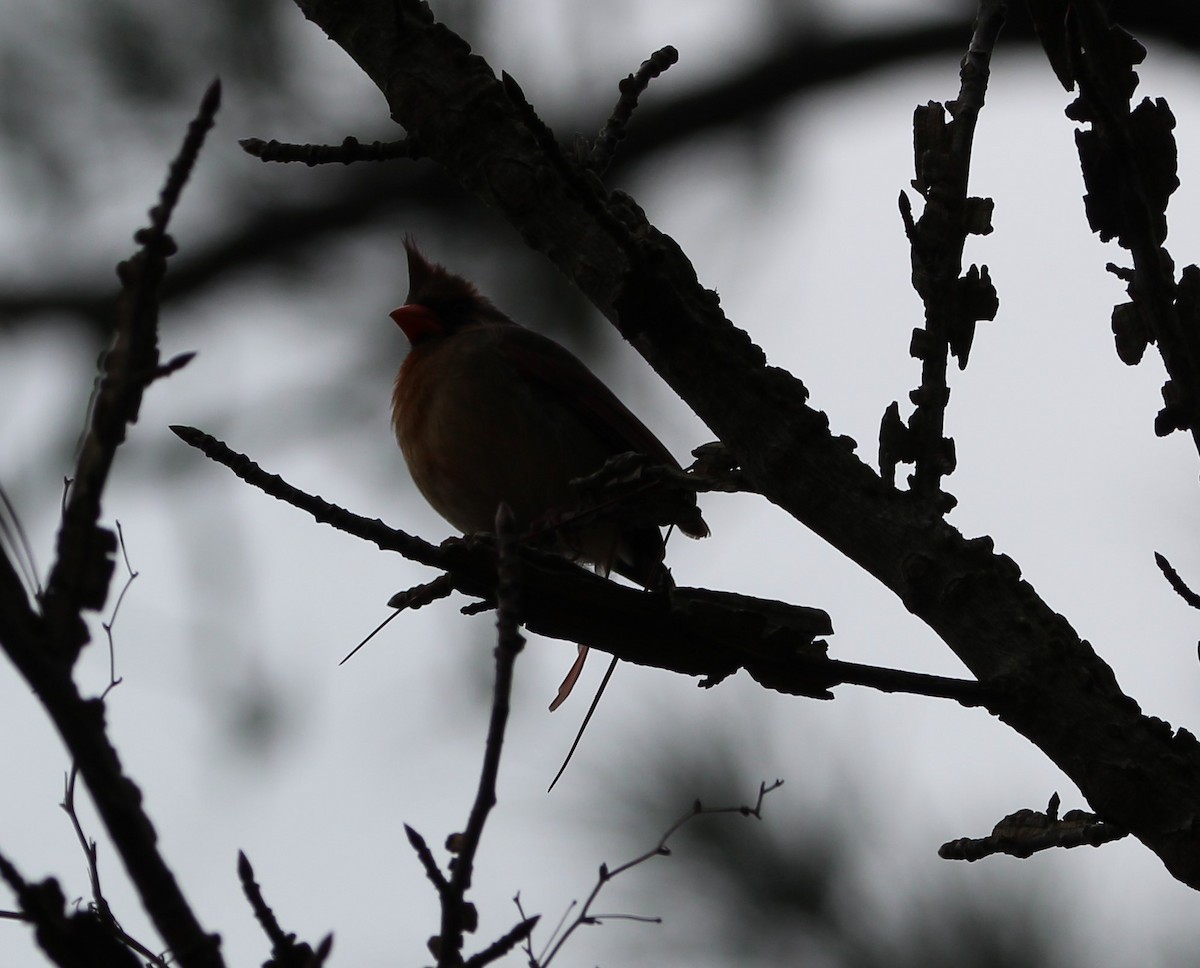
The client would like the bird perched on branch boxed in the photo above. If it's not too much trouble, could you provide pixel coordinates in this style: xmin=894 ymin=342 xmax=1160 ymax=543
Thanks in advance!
xmin=390 ymin=240 xmax=708 ymax=708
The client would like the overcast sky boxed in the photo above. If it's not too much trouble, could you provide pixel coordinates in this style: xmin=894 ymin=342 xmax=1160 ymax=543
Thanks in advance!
xmin=3 ymin=2 xmax=1200 ymax=966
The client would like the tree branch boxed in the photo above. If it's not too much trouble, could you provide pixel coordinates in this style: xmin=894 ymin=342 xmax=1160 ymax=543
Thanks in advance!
xmin=939 ymin=793 xmax=1129 ymax=861
xmin=880 ymin=0 xmax=1003 ymax=509
xmin=237 ymin=851 xmax=332 ymax=967
xmin=1031 ymin=0 xmax=1200 ymax=453
xmin=538 ymin=781 xmax=782 ymax=966
xmin=0 ymin=87 xmax=224 ymax=968
xmin=8 ymin=5 xmax=1200 ymax=339
xmin=170 ymin=424 xmax=998 ymax=709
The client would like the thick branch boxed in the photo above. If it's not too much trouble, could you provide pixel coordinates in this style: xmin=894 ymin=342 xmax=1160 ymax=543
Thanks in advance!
xmin=171 ymin=424 xmax=995 ymax=709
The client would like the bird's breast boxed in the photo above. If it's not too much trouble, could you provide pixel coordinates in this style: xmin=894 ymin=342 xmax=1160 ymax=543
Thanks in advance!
xmin=392 ymin=332 xmax=613 ymax=537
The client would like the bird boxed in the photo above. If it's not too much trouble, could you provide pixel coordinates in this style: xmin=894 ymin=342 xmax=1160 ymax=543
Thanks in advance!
xmin=390 ymin=240 xmax=708 ymax=709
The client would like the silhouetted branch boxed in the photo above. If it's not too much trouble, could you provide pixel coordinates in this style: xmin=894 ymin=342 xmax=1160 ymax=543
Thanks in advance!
xmin=170 ymin=424 xmax=1000 ymax=709
xmin=41 ymin=81 xmax=215 ymax=662
xmin=402 ymin=505 xmax=534 ymax=967
xmin=463 ymin=915 xmax=539 ymax=968
xmin=537 ymin=781 xmax=782 ymax=966
xmin=6 ymin=6 xmax=1200 ymax=342
xmin=878 ymin=0 xmax=1003 ymax=510
xmin=339 ymin=575 xmax=456 ymax=665
xmin=0 ymin=86 xmax=225 ymax=968
xmin=940 ymin=792 xmax=1129 ymax=861
xmin=240 ymin=135 xmax=423 ymax=165
xmin=444 ymin=504 xmax=525 ymax=963
xmin=1033 ymin=0 xmax=1200 ymax=455
xmin=404 ymin=824 xmax=449 ymax=895
xmin=0 ymin=847 xmax=144 ymax=968
xmin=237 ymin=852 xmax=332 ymax=967
xmin=385 ymin=574 xmax=456 ymax=610
xmin=588 ymin=45 xmax=679 ymax=175
xmin=1156 ymin=552 xmax=1200 ymax=610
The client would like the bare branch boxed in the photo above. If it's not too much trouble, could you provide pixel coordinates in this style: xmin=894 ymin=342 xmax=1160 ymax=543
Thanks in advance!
xmin=404 ymin=824 xmax=449 ymax=896
xmin=439 ymin=503 xmax=526 ymax=964
xmin=588 ymin=45 xmax=679 ymax=175
xmin=464 ymin=915 xmax=539 ymax=968
xmin=170 ymin=424 xmax=999 ymax=710
xmin=539 ymin=781 xmax=783 ymax=966
xmin=403 ymin=505 xmax=530 ymax=966
xmin=237 ymin=851 xmax=333 ymax=967
xmin=385 ymin=574 xmax=456 ymax=610
xmin=878 ymin=0 xmax=1004 ymax=509
xmin=0 ymin=846 xmax=145 ymax=968
xmin=240 ymin=135 xmax=423 ymax=166
xmin=1038 ymin=1 xmax=1200 ymax=454
xmin=0 ymin=86 xmax=226 ymax=968
xmin=42 ymin=81 xmax=215 ymax=663
xmin=1156 ymin=552 xmax=1200 ymax=610
xmin=940 ymin=793 xmax=1129 ymax=861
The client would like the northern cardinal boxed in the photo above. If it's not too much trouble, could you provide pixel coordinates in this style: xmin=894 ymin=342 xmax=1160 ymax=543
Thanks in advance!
xmin=390 ymin=240 xmax=707 ymax=708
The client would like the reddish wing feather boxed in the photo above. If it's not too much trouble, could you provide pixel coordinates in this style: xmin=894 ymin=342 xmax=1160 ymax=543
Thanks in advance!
xmin=494 ymin=327 xmax=683 ymax=470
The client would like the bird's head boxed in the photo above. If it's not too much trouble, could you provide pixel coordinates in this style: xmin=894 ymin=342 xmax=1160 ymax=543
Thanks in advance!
xmin=391 ymin=239 xmax=512 ymax=346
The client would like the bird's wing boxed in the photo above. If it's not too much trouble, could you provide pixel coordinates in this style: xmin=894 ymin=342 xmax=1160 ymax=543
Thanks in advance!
xmin=495 ymin=326 xmax=683 ymax=469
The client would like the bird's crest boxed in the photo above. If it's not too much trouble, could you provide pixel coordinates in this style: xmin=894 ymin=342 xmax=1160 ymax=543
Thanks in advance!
xmin=402 ymin=238 xmax=509 ymax=331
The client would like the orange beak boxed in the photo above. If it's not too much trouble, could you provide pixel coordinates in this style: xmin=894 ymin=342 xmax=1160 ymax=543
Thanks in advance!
xmin=390 ymin=304 xmax=443 ymax=344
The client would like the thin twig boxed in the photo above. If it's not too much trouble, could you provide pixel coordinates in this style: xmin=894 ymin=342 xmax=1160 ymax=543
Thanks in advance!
xmin=386 ymin=573 xmax=456 ymax=610
xmin=463 ymin=916 xmax=539 ymax=968
xmin=0 ymin=843 xmax=154 ymax=967
xmin=403 ymin=824 xmax=449 ymax=896
xmin=539 ymin=781 xmax=783 ymax=966
xmin=1155 ymin=552 xmax=1200 ymax=610
xmin=99 ymin=520 xmax=137 ymax=692
xmin=51 ymin=512 xmax=165 ymax=966
xmin=169 ymin=425 xmax=442 ymax=567
xmin=239 ymin=135 xmax=424 ymax=166
xmin=237 ymin=851 xmax=333 ymax=966
xmin=61 ymin=769 xmax=109 ymax=924
xmin=438 ymin=504 xmax=526 ymax=964
xmin=339 ymin=610 xmax=403 ymax=666
xmin=590 ymin=45 xmax=680 ymax=175
xmin=237 ymin=851 xmax=288 ymax=948
xmin=512 ymin=894 xmax=540 ymax=966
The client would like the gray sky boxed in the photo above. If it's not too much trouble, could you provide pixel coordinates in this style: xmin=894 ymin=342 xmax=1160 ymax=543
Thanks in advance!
xmin=2 ymin=2 xmax=1200 ymax=966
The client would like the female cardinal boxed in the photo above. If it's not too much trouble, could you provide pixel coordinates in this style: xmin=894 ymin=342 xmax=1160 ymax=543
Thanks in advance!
xmin=390 ymin=240 xmax=707 ymax=707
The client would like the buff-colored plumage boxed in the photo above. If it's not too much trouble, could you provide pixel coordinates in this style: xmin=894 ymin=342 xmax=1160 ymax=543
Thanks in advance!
xmin=390 ymin=241 xmax=707 ymax=705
